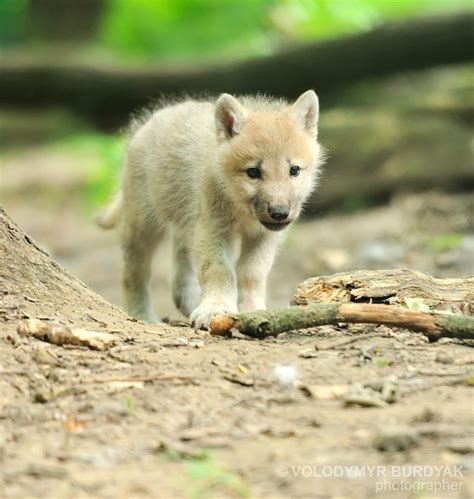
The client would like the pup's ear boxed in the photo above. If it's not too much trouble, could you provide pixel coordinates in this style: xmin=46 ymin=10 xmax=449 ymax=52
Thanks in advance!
xmin=215 ymin=93 xmax=247 ymax=140
xmin=290 ymin=90 xmax=319 ymax=137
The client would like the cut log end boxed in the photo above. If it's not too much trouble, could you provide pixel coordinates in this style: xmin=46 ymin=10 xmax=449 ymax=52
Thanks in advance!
xmin=209 ymin=315 xmax=240 ymax=336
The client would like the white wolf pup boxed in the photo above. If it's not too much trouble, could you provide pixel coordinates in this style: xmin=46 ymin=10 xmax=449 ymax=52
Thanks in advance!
xmin=98 ymin=90 xmax=324 ymax=328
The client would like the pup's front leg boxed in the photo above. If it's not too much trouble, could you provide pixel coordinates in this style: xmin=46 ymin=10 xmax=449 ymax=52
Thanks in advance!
xmin=190 ymin=225 xmax=238 ymax=329
xmin=237 ymin=232 xmax=279 ymax=312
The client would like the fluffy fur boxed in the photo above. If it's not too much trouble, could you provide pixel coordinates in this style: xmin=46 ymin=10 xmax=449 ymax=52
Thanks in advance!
xmin=98 ymin=90 xmax=325 ymax=328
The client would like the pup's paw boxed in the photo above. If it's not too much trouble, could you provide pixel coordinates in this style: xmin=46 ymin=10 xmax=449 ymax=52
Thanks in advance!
xmin=190 ymin=303 xmax=236 ymax=330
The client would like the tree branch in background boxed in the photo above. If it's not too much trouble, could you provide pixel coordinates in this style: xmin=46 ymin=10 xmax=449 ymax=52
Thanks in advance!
xmin=1 ymin=13 xmax=473 ymax=128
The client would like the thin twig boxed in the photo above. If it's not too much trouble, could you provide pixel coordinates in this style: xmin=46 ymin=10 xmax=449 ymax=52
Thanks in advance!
xmin=82 ymin=374 xmax=194 ymax=384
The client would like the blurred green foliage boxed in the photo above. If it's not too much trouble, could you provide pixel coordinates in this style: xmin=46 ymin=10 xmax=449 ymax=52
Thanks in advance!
xmin=100 ymin=0 xmax=276 ymax=61
xmin=186 ymin=457 xmax=249 ymax=498
xmin=429 ymin=232 xmax=464 ymax=252
xmin=2 ymin=0 xmax=472 ymax=62
xmin=57 ymin=133 xmax=124 ymax=209
xmin=99 ymin=0 xmax=474 ymax=62
xmin=0 ymin=0 xmax=27 ymax=45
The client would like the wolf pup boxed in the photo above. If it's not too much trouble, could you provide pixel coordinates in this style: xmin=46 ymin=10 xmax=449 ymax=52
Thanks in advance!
xmin=97 ymin=90 xmax=324 ymax=328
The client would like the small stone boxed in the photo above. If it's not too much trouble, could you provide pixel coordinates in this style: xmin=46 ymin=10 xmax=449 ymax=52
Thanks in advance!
xmin=446 ymin=438 xmax=474 ymax=455
xmin=26 ymin=463 xmax=68 ymax=479
xmin=435 ymin=352 xmax=454 ymax=364
xmin=344 ymin=384 xmax=388 ymax=408
xmin=229 ymin=330 xmax=249 ymax=340
xmin=373 ymin=427 xmax=420 ymax=452
xmin=223 ymin=372 xmax=254 ymax=387
xmin=411 ymin=407 xmax=440 ymax=423
xmin=261 ymin=426 xmax=298 ymax=438
xmin=33 ymin=345 xmax=62 ymax=366
xmin=33 ymin=388 xmax=51 ymax=404
xmin=298 ymin=348 xmax=318 ymax=359
xmin=160 ymin=337 xmax=189 ymax=347
xmin=189 ymin=338 xmax=205 ymax=348
xmin=299 ymin=383 xmax=348 ymax=400
xmin=381 ymin=378 xmax=399 ymax=403
xmin=345 ymin=393 xmax=388 ymax=408
xmin=359 ymin=345 xmax=378 ymax=364
xmin=364 ymin=376 xmax=398 ymax=403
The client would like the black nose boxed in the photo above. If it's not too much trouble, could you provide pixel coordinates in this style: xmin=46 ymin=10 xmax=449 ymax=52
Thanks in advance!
xmin=268 ymin=206 xmax=290 ymax=222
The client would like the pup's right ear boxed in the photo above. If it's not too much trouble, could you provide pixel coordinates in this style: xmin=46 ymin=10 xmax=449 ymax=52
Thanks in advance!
xmin=290 ymin=90 xmax=319 ymax=138
xmin=215 ymin=93 xmax=247 ymax=140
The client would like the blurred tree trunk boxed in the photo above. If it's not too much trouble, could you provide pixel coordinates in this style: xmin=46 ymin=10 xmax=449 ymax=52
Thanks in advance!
xmin=309 ymin=87 xmax=474 ymax=212
xmin=1 ymin=12 xmax=473 ymax=128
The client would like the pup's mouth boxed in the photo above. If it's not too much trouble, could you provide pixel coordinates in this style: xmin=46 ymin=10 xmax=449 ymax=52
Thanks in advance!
xmin=261 ymin=221 xmax=291 ymax=232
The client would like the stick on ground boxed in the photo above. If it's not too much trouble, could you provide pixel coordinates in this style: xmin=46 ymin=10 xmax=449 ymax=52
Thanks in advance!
xmin=209 ymin=303 xmax=474 ymax=342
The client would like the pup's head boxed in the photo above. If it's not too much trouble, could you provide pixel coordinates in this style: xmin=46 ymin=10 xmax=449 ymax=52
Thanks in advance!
xmin=215 ymin=90 xmax=323 ymax=232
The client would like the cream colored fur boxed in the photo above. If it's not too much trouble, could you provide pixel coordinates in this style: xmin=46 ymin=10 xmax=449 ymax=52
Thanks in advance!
xmin=98 ymin=90 xmax=324 ymax=328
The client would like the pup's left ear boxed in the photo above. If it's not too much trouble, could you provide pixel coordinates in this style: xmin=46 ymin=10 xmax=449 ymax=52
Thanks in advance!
xmin=290 ymin=90 xmax=319 ymax=137
xmin=215 ymin=93 xmax=248 ymax=141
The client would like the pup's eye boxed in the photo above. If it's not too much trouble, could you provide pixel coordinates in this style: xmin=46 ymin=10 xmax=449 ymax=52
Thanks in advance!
xmin=246 ymin=167 xmax=261 ymax=179
xmin=289 ymin=165 xmax=300 ymax=177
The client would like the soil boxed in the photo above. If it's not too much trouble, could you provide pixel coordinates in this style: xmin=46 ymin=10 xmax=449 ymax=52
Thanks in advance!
xmin=1 ymin=146 xmax=473 ymax=498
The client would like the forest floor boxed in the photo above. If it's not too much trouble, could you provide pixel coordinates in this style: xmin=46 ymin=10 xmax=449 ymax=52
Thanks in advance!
xmin=1 ymin=145 xmax=473 ymax=498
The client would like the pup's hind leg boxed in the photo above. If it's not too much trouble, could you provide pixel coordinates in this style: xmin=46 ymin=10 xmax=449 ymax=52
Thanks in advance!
xmin=121 ymin=213 xmax=164 ymax=323
xmin=171 ymin=230 xmax=201 ymax=318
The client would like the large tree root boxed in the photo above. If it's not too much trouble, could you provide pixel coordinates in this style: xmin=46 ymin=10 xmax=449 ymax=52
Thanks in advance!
xmin=209 ymin=303 xmax=474 ymax=342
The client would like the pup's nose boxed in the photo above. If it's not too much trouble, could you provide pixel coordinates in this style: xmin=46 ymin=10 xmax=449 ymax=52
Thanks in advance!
xmin=268 ymin=206 xmax=290 ymax=222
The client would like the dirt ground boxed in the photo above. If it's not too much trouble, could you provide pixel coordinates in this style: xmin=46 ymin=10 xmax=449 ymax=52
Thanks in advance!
xmin=1 ymin=146 xmax=473 ymax=498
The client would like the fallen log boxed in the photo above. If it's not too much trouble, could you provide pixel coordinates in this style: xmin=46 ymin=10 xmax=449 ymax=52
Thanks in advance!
xmin=1 ymin=13 xmax=472 ymax=128
xmin=209 ymin=303 xmax=474 ymax=342
xmin=292 ymin=269 xmax=474 ymax=314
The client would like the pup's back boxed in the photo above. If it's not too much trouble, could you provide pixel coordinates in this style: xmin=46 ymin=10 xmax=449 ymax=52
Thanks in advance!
xmin=124 ymin=100 xmax=217 ymax=227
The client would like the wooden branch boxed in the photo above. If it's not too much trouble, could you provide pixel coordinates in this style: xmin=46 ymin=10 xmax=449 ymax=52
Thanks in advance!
xmin=209 ymin=303 xmax=474 ymax=342
xmin=1 ymin=13 xmax=472 ymax=128
xmin=17 ymin=318 xmax=117 ymax=350
xmin=292 ymin=269 xmax=474 ymax=314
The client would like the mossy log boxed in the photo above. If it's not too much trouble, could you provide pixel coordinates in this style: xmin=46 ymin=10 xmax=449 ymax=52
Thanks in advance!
xmin=209 ymin=303 xmax=474 ymax=342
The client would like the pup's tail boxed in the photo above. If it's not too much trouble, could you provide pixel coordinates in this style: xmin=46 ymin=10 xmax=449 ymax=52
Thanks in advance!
xmin=96 ymin=192 xmax=123 ymax=230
